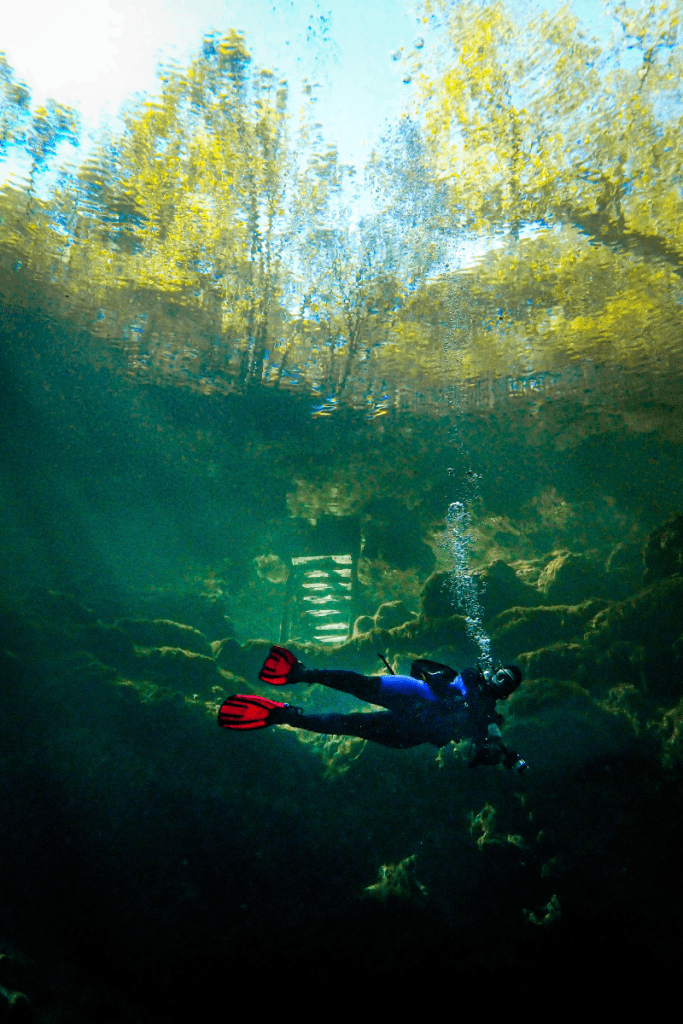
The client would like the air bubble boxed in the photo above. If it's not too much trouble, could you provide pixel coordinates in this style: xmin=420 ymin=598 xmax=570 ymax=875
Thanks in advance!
xmin=446 ymin=497 xmax=492 ymax=667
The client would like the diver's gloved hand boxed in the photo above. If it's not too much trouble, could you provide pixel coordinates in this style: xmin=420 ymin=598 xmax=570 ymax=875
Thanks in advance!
xmin=503 ymin=750 xmax=528 ymax=773
xmin=259 ymin=645 xmax=307 ymax=686
xmin=468 ymin=741 xmax=504 ymax=768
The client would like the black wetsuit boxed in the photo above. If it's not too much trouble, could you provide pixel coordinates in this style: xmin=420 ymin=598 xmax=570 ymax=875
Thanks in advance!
xmin=292 ymin=666 xmax=519 ymax=766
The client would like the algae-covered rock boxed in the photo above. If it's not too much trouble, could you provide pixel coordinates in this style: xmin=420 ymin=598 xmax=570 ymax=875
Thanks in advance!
xmin=586 ymin=576 xmax=683 ymax=650
xmin=584 ymin=576 xmax=683 ymax=697
xmin=593 ymin=641 xmax=646 ymax=689
xmin=473 ymin=559 xmax=543 ymax=618
xmin=518 ymin=643 xmax=585 ymax=682
xmin=421 ymin=562 xmax=540 ymax=623
xmin=490 ymin=600 xmax=610 ymax=661
xmin=211 ymin=637 xmax=273 ymax=682
xmin=537 ymin=550 xmax=610 ymax=604
xmin=132 ymin=591 xmax=235 ymax=641
xmin=212 ymin=615 xmax=478 ymax=679
xmin=604 ymin=542 xmax=645 ymax=601
xmin=597 ymin=683 xmax=646 ymax=733
xmin=22 ymin=585 xmax=97 ymax=626
xmin=352 ymin=614 xmax=375 ymax=636
xmin=374 ymin=600 xmax=415 ymax=631
xmin=82 ymin=622 xmax=135 ymax=667
xmin=507 ymin=677 xmax=592 ymax=719
xmin=420 ymin=571 xmax=458 ymax=620
xmin=325 ymin=613 xmax=479 ymax=675
xmin=642 ymin=512 xmax=683 ymax=585
xmin=115 ymin=619 xmax=212 ymax=656
xmin=652 ymin=695 xmax=683 ymax=767
xmin=363 ymin=854 xmax=428 ymax=902
xmin=131 ymin=646 xmax=221 ymax=691
xmin=212 ymin=635 xmax=242 ymax=668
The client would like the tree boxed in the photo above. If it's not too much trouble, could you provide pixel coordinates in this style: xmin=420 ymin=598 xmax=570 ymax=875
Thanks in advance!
xmin=375 ymin=0 xmax=682 ymax=385
xmin=0 ymin=53 xmax=30 ymax=159
xmin=413 ymin=0 xmax=683 ymax=271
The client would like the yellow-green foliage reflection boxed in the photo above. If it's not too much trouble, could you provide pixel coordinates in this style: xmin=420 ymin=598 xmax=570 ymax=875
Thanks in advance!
xmin=2 ymin=4 xmax=683 ymax=402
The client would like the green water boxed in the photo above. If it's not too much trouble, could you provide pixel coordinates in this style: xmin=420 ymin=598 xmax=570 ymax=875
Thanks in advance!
xmin=2 ymin=4 xmax=683 ymax=1016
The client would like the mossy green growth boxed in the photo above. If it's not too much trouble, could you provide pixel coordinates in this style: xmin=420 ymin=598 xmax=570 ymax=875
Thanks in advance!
xmin=506 ymin=677 xmax=592 ymax=718
xmin=517 ymin=643 xmax=586 ymax=682
xmin=490 ymin=599 xmax=610 ymax=661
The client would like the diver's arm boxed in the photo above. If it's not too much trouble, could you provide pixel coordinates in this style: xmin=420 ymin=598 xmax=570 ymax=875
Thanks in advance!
xmin=502 ymin=749 xmax=528 ymax=773
xmin=488 ymin=722 xmax=528 ymax=772
xmin=468 ymin=723 xmax=528 ymax=772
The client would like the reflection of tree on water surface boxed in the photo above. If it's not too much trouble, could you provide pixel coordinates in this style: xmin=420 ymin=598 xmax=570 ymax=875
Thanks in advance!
xmin=1 ymin=2 xmax=683 ymax=409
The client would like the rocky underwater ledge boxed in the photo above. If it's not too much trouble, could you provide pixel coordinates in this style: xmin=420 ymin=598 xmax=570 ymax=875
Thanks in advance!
xmin=1 ymin=515 xmax=683 ymax=1018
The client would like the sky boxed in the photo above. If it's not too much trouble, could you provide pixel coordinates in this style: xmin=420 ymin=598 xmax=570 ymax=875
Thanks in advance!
xmin=0 ymin=0 xmax=424 ymax=170
xmin=1 ymin=0 xmax=611 ymax=173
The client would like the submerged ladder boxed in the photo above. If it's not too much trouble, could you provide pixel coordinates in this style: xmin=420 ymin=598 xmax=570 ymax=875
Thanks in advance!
xmin=278 ymin=516 xmax=360 ymax=646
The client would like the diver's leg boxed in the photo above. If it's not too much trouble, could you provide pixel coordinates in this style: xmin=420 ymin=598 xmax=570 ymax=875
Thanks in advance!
xmin=289 ymin=710 xmax=424 ymax=749
xmin=259 ymin=647 xmax=382 ymax=702
xmin=300 ymin=669 xmax=383 ymax=704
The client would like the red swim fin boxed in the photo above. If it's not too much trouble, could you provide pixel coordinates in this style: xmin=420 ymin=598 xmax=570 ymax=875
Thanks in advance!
xmin=218 ymin=694 xmax=289 ymax=730
xmin=259 ymin=645 xmax=302 ymax=685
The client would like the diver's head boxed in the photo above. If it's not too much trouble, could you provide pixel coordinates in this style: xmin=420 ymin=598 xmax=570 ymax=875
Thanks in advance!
xmin=488 ymin=664 xmax=522 ymax=699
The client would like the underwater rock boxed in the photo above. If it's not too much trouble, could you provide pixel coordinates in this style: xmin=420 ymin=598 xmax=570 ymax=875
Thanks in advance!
xmin=213 ymin=615 xmax=478 ymax=679
xmin=604 ymin=541 xmax=645 ymax=600
xmin=507 ymin=677 xmax=592 ymax=719
xmin=652 ymin=696 xmax=683 ymax=767
xmin=212 ymin=637 xmax=274 ymax=682
xmin=642 ymin=512 xmax=683 ymax=585
xmin=605 ymin=541 xmax=643 ymax=575
xmin=0 ymin=982 xmax=31 ymax=1016
xmin=596 ymin=683 xmax=646 ymax=734
xmin=0 ymin=592 xmax=135 ymax=668
xmin=537 ymin=550 xmax=610 ymax=604
xmin=132 ymin=594 xmax=235 ymax=641
xmin=585 ymin=576 xmax=683 ymax=697
xmin=363 ymin=854 xmax=428 ymax=902
xmin=374 ymin=600 xmax=416 ymax=631
xmin=212 ymin=635 xmax=243 ymax=669
xmin=473 ymin=560 xmax=543 ymax=619
xmin=490 ymin=600 xmax=610 ymax=661
xmin=22 ymin=585 xmax=96 ymax=626
xmin=81 ymin=622 xmax=135 ymax=668
xmin=421 ymin=562 xmax=540 ymax=623
xmin=131 ymin=646 xmax=221 ymax=691
xmin=523 ymin=893 xmax=561 ymax=927
xmin=517 ymin=643 xmax=585 ymax=682
xmin=420 ymin=571 xmax=460 ymax=620
xmin=509 ymin=557 xmax=549 ymax=589
xmin=326 ymin=613 xmax=478 ymax=674
xmin=352 ymin=614 xmax=375 ymax=636
xmin=115 ymin=619 xmax=212 ymax=657
xmin=593 ymin=641 xmax=646 ymax=690
xmin=586 ymin=575 xmax=683 ymax=651
xmin=254 ymin=554 xmax=289 ymax=584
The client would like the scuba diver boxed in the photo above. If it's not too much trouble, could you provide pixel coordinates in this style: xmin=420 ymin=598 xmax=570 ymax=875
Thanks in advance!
xmin=218 ymin=646 xmax=528 ymax=773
